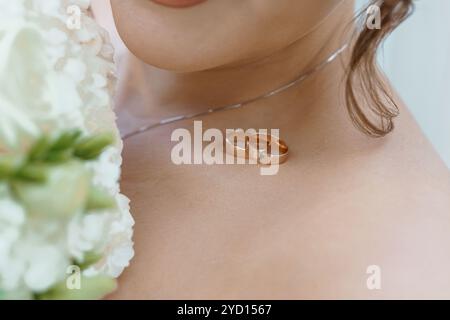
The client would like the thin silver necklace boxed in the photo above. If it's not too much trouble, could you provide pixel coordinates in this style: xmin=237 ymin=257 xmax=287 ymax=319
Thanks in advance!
xmin=122 ymin=43 xmax=348 ymax=140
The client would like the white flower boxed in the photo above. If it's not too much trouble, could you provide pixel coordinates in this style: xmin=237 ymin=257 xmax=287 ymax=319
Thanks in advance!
xmin=0 ymin=0 xmax=134 ymax=299
xmin=0 ymin=198 xmax=26 ymax=291
xmin=0 ymin=25 xmax=44 ymax=148
xmin=89 ymin=147 xmax=122 ymax=193
xmin=14 ymin=162 xmax=91 ymax=219
xmin=67 ymin=212 xmax=112 ymax=261
xmin=84 ymin=194 xmax=135 ymax=278
xmin=21 ymin=245 xmax=68 ymax=292
xmin=0 ymin=0 xmax=118 ymax=151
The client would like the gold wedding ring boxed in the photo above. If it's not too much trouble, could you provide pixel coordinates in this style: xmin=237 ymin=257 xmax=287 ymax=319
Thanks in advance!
xmin=225 ymin=131 xmax=289 ymax=165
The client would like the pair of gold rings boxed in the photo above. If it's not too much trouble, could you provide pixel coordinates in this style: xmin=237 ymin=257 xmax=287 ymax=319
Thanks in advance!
xmin=225 ymin=131 xmax=289 ymax=165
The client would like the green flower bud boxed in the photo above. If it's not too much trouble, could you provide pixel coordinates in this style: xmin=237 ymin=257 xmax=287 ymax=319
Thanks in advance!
xmin=74 ymin=133 xmax=114 ymax=160
xmin=50 ymin=129 xmax=82 ymax=152
xmin=14 ymin=163 xmax=47 ymax=183
xmin=76 ymin=251 xmax=103 ymax=270
xmin=28 ymin=136 xmax=51 ymax=162
xmin=45 ymin=149 xmax=73 ymax=164
xmin=85 ymin=185 xmax=116 ymax=211
xmin=0 ymin=155 xmax=21 ymax=180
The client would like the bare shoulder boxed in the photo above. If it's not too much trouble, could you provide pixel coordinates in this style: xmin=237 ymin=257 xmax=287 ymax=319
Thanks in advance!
xmin=304 ymin=113 xmax=450 ymax=299
xmin=240 ymin=109 xmax=450 ymax=299
xmin=246 ymin=148 xmax=450 ymax=299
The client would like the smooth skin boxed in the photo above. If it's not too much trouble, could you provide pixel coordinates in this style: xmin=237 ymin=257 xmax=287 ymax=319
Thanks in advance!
xmin=98 ymin=0 xmax=450 ymax=299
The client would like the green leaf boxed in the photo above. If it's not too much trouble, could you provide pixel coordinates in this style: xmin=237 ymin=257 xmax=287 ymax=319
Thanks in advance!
xmin=74 ymin=133 xmax=114 ymax=160
xmin=36 ymin=276 xmax=117 ymax=300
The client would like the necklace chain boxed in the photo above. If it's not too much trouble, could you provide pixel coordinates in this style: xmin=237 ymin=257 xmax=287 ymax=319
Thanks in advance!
xmin=122 ymin=43 xmax=348 ymax=140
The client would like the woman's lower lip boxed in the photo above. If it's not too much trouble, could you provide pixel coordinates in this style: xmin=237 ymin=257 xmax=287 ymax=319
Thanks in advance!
xmin=151 ymin=0 xmax=207 ymax=8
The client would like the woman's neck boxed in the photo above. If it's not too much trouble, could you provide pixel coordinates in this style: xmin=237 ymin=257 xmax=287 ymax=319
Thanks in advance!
xmin=113 ymin=0 xmax=356 ymax=140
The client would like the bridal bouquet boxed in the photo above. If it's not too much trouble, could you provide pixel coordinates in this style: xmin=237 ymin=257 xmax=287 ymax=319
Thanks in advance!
xmin=0 ymin=0 xmax=134 ymax=299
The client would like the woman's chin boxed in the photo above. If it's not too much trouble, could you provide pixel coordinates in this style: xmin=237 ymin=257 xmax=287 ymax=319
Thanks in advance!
xmin=151 ymin=0 xmax=208 ymax=8
xmin=125 ymin=45 xmax=222 ymax=73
